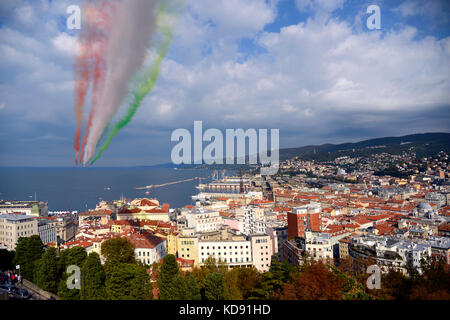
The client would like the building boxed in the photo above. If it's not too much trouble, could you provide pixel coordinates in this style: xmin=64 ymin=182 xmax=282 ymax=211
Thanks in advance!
xmin=177 ymin=235 xmax=199 ymax=265
xmin=425 ymin=192 xmax=446 ymax=208
xmin=338 ymin=237 xmax=351 ymax=259
xmin=283 ymin=239 xmax=303 ymax=266
xmin=266 ymin=225 xmax=288 ymax=259
xmin=56 ymin=215 xmax=77 ymax=242
xmin=129 ymin=231 xmax=167 ymax=266
xmin=287 ymin=202 xmax=322 ymax=238
xmin=198 ymin=239 xmax=252 ymax=268
xmin=0 ymin=200 xmax=48 ymax=217
xmin=79 ymin=209 xmax=115 ymax=226
xmin=0 ymin=214 xmax=38 ymax=250
xmin=37 ymin=219 xmax=57 ymax=244
xmin=117 ymin=199 xmax=171 ymax=222
xmin=240 ymin=206 xmax=266 ymax=235
xmin=185 ymin=209 xmax=223 ymax=233
xmin=428 ymin=236 xmax=450 ymax=268
xmin=249 ymin=234 xmax=273 ymax=272
xmin=303 ymin=231 xmax=333 ymax=260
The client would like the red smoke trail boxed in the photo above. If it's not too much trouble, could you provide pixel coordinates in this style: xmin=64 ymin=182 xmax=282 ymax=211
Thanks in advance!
xmin=79 ymin=1 xmax=115 ymax=164
xmin=73 ymin=26 xmax=91 ymax=165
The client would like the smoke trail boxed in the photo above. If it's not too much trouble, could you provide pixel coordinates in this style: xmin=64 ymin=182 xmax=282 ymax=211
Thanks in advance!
xmin=73 ymin=0 xmax=92 ymax=165
xmin=82 ymin=0 xmax=163 ymax=165
xmin=90 ymin=13 xmax=176 ymax=164
xmin=78 ymin=1 xmax=115 ymax=164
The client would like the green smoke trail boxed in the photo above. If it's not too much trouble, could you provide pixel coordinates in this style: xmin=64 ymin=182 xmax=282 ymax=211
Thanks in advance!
xmin=91 ymin=1 xmax=181 ymax=164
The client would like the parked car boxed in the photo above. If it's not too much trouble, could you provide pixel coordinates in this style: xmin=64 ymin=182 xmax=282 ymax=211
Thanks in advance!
xmin=0 ymin=284 xmax=15 ymax=296
xmin=11 ymin=287 xmax=31 ymax=300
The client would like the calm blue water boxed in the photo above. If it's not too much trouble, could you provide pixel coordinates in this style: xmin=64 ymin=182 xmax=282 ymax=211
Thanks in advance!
xmin=0 ymin=167 xmax=214 ymax=211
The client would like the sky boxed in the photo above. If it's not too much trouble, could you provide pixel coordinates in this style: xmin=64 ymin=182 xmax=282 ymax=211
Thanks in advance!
xmin=0 ymin=0 xmax=449 ymax=167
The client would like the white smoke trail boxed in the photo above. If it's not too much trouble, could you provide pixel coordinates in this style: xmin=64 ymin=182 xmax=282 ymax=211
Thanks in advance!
xmin=83 ymin=0 xmax=162 ymax=165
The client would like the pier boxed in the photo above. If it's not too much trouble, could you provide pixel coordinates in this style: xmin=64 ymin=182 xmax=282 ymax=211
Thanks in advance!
xmin=136 ymin=177 xmax=204 ymax=190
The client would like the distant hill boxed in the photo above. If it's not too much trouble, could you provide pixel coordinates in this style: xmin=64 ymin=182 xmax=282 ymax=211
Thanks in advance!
xmin=279 ymin=132 xmax=450 ymax=162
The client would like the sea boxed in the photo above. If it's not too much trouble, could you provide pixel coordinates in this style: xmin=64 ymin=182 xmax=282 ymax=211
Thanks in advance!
xmin=0 ymin=167 xmax=215 ymax=212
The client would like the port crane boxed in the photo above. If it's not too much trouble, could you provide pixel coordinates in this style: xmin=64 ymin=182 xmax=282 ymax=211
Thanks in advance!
xmin=136 ymin=177 xmax=205 ymax=190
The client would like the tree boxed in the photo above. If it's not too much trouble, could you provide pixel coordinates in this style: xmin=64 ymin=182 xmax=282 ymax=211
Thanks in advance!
xmin=277 ymin=261 xmax=345 ymax=300
xmin=157 ymin=254 xmax=180 ymax=299
xmin=204 ymin=272 xmax=226 ymax=300
xmin=57 ymin=246 xmax=87 ymax=300
xmin=57 ymin=246 xmax=88 ymax=279
xmin=184 ymin=274 xmax=202 ymax=300
xmin=224 ymin=268 xmax=243 ymax=300
xmin=81 ymin=252 xmax=106 ymax=300
xmin=248 ymin=272 xmax=278 ymax=300
xmin=250 ymin=255 xmax=293 ymax=298
xmin=235 ymin=266 xmax=259 ymax=299
xmin=34 ymin=247 xmax=59 ymax=293
xmin=13 ymin=235 xmax=44 ymax=280
xmin=105 ymin=262 xmax=152 ymax=300
xmin=101 ymin=237 xmax=136 ymax=268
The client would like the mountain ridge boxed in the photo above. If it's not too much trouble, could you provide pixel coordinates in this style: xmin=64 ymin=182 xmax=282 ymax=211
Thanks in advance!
xmin=279 ymin=132 xmax=450 ymax=162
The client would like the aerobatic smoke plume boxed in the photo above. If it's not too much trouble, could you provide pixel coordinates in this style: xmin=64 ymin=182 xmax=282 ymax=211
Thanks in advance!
xmin=72 ymin=0 xmax=180 ymax=165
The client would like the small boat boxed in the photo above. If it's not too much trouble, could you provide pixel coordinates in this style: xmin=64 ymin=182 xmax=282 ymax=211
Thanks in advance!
xmin=104 ymin=187 xmax=111 ymax=190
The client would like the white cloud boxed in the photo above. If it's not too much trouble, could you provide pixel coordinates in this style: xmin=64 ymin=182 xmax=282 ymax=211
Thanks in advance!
xmin=52 ymin=32 xmax=77 ymax=56
xmin=189 ymin=0 xmax=276 ymax=38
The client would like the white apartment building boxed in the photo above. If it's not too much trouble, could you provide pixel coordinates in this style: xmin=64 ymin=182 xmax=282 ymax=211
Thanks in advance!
xmin=304 ymin=231 xmax=333 ymax=260
xmin=240 ymin=206 xmax=266 ymax=235
xmin=0 ymin=214 xmax=38 ymax=250
xmin=186 ymin=209 xmax=223 ymax=233
xmin=38 ymin=219 xmax=57 ymax=244
xmin=198 ymin=240 xmax=252 ymax=267
xmin=131 ymin=233 xmax=167 ymax=266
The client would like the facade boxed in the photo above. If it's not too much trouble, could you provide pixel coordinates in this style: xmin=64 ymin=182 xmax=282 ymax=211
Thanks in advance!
xmin=338 ymin=237 xmax=351 ymax=259
xmin=349 ymin=234 xmax=435 ymax=274
xmin=283 ymin=239 xmax=303 ymax=266
xmin=287 ymin=202 xmax=322 ymax=238
xmin=185 ymin=209 xmax=222 ymax=233
xmin=303 ymin=231 xmax=333 ymax=260
xmin=198 ymin=239 xmax=252 ymax=268
xmin=166 ymin=232 xmax=178 ymax=256
xmin=428 ymin=236 xmax=450 ymax=267
xmin=0 ymin=201 xmax=48 ymax=217
xmin=79 ymin=209 xmax=115 ymax=226
xmin=266 ymin=225 xmax=288 ymax=259
xmin=37 ymin=219 xmax=57 ymax=244
xmin=241 ymin=207 xmax=266 ymax=235
xmin=129 ymin=232 xmax=167 ymax=266
xmin=425 ymin=192 xmax=446 ymax=208
xmin=249 ymin=234 xmax=273 ymax=272
xmin=177 ymin=235 xmax=199 ymax=265
xmin=0 ymin=214 xmax=38 ymax=250
xmin=56 ymin=215 xmax=77 ymax=242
